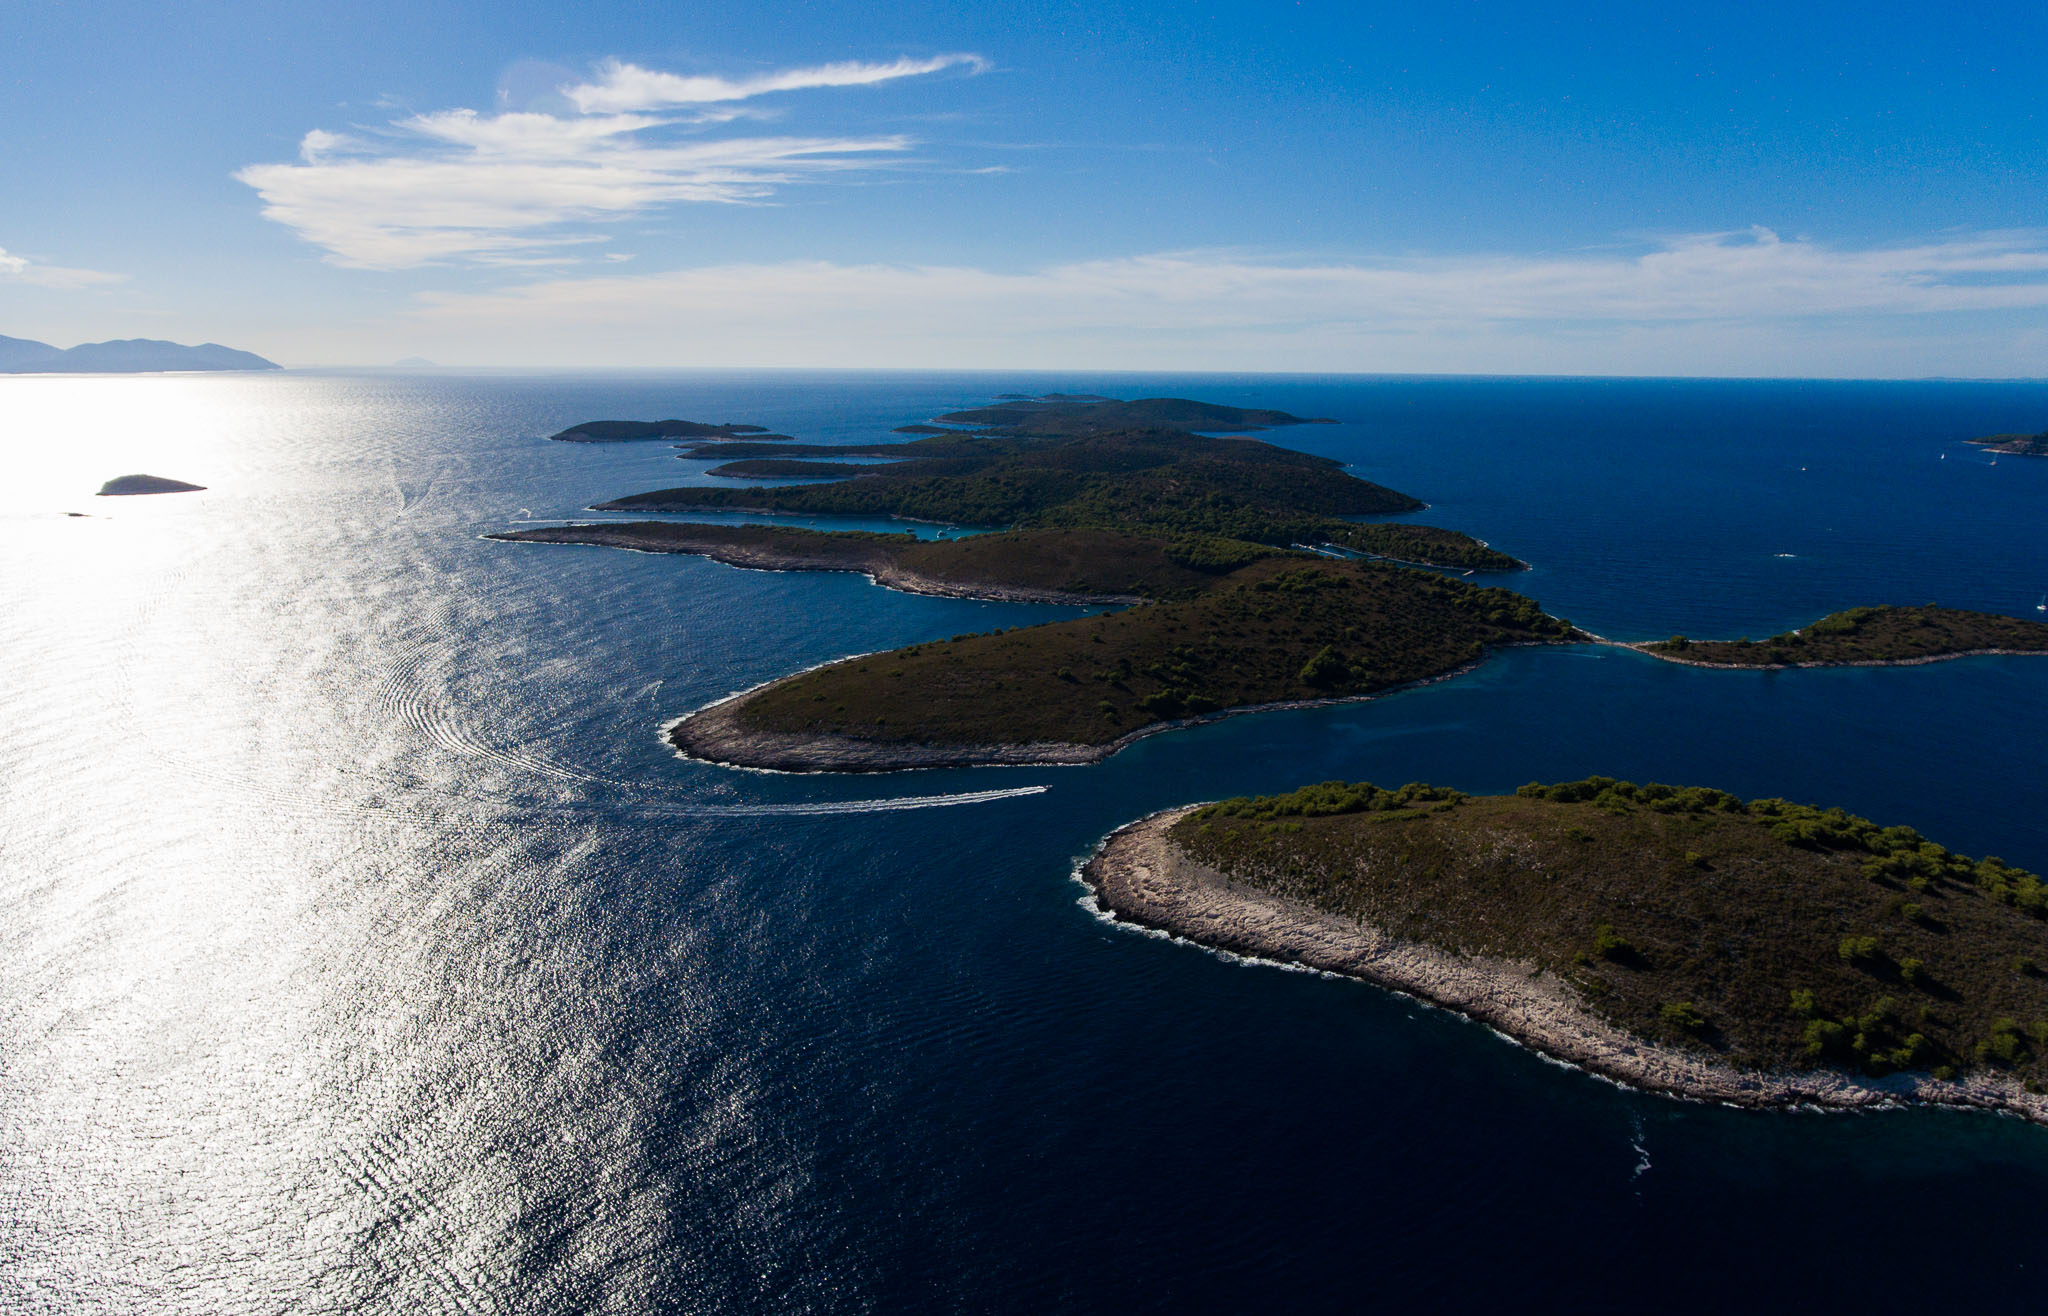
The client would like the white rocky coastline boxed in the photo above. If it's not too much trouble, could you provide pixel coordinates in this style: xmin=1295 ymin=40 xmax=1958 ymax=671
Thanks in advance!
xmin=662 ymin=654 xmax=1516 ymax=773
xmin=1621 ymin=640 xmax=2048 ymax=670
xmin=1081 ymin=806 xmax=2048 ymax=1127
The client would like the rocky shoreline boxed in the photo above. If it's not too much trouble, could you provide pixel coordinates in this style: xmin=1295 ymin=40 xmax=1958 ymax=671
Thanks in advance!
xmin=1620 ymin=641 xmax=2048 ymax=671
xmin=663 ymin=654 xmax=1518 ymax=773
xmin=487 ymin=524 xmax=1144 ymax=607
xmin=1081 ymin=807 xmax=2048 ymax=1126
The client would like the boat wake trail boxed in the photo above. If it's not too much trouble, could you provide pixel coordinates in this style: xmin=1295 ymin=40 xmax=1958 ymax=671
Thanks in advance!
xmin=636 ymin=785 xmax=1048 ymax=818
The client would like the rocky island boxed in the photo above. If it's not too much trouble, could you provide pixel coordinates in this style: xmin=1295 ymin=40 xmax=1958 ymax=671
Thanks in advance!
xmin=96 ymin=474 xmax=206 ymax=496
xmin=665 ymin=558 xmax=1575 ymax=770
xmin=1641 ymin=605 xmax=2048 ymax=667
xmin=1967 ymin=430 xmax=2048 ymax=457
xmin=1085 ymin=777 xmax=2048 ymax=1123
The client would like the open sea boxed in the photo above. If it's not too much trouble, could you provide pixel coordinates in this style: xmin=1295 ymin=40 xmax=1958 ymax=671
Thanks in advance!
xmin=2 ymin=370 xmax=2046 ymax=1313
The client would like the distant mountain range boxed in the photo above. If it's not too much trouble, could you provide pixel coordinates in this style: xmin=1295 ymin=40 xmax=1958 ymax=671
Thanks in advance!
xmin=0 ymin=334 xmax=280 ymax=374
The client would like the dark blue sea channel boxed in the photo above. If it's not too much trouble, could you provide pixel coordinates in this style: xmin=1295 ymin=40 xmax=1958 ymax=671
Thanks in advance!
xmin=1 ymin=370 xmax=2045 ymax=1312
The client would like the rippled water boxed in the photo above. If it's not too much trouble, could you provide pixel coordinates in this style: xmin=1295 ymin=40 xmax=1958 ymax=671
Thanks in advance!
xmin=2 ymin=371 xmax=2046 ymax=1312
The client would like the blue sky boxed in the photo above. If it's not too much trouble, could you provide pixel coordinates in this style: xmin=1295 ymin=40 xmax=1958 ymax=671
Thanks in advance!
xmin=6 ymin=0 xmax=2048 ymax=374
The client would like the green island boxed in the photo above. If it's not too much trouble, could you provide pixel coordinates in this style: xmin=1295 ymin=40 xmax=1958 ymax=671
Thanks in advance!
xmin=1084 ymin=777 xmax=2048 ymax=1123
xmin=662 ymin=557 xmax=1575 ymax=770
xmin=1967 ymin=429 xmax=2048 ymax=457
xmin=1640 ymin=605 xmax=2048 ymax=668
xmin=549 ymin=419 xmax=791 ymax=442
xmin=599 ymin=398 xmax=1522 ymax=568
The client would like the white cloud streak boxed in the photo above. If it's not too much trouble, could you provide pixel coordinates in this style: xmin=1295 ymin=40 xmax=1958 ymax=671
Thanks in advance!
xmin=387 ymin=230 xmax=2048 ymax=372
xmin=0 ymin=245 xmax=124 ymax=290
xmin=561 ymin=54 xmax=988 ymax=113
xmin=236 ymin=53 xmax=981 ymax=269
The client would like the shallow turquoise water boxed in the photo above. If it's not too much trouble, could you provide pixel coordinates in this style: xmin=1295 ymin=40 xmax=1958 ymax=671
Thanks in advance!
xmin=1 ymin=370 xmax=2044 ymax=1312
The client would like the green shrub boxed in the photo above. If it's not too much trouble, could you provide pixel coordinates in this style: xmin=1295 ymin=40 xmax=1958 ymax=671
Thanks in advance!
xmin=1660 ymin=1001 xmax=1710 ymax=1033
xmin=1592 ymin=924 xmax=1640 ymax=964
xmin=1297 ymin=645 xmax=1349 ymax=688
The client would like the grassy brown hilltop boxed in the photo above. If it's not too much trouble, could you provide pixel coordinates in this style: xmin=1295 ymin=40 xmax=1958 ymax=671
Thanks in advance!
xmin=1645 ymin=605 xmax=2048 ymax=667
xmin=718 ymin=558 xmax=1574 ymax=750
xmin=1172 ymin=777 xmax=2048 ymax=1084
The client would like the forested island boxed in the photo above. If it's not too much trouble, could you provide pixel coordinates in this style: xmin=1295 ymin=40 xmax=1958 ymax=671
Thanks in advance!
xmin=1967 ymin=430 xmax=2048 ymax=457
xmin=1085 ymin=777 xmax=2048 ymax=1123
xmin=666 ymin=558 xmax=1575 ymax=770
xmin=1642 ymin=605 xmax=2048 ymax=667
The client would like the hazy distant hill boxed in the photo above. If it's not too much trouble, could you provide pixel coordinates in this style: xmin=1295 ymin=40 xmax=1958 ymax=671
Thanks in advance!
xmin=0 ymin=334 xmax=280 ymax=373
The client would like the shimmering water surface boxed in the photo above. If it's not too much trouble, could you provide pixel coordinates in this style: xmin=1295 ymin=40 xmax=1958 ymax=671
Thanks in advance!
xmin=2 ymin=371 xmax=2046 ymax=1312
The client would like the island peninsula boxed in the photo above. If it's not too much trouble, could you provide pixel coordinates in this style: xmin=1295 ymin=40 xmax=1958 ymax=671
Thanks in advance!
xmin=1967 ymin=429 xmax=2048 ymax=458
xmin=1085 ymin=777 xmax=2048 ymax=1124
xmin=1639 ymin=605 xmax=2048 ymax=668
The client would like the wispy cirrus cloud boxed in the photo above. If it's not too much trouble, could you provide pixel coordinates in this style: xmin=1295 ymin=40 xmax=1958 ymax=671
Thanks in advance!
xmin=0 ymin=245 xmax=124 ymax=290
xmin=386 ymin=229 xmax=2048 ymax=373
xmin=561 ymin=53 xmax=988 ymax=114
xmin=236 ymin=53 xmax=984 ymax=270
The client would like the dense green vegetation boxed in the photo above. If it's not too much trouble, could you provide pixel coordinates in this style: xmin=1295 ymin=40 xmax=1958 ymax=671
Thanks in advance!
xmin=1968 ymin=430 xmax=2048 ymax=457
xmin=1327 ymin=523 xmax=1523 ymax=571
xmin=930 ymin=394 xmax=1333 ymax=435
xmin=1645 ymin=605 xmax=2048 ymax=666
xmin=606 ymin=428 xmax=1425 ymax=533
xmin=610 ymin=395 xmax=1527 ymax=571
xmin=1175 ymin=777 xmax=2048 ymax=1083
xmin=893 ymin=529 xmax=1281 ymax=598
xmin=729 ymin=557 xmax=1575 ymax=747
xmin=491 ymin=523 xmax=1287 ymax=601
xmin=549 ymin=419 xmax=785 ymax=442
xmin=706 ymin=459 xmax=884 ymax=480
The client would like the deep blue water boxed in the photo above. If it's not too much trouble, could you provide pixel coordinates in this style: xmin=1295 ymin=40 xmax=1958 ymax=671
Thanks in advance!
xmin=1 ymin=371 xmax=2046 ymax=1313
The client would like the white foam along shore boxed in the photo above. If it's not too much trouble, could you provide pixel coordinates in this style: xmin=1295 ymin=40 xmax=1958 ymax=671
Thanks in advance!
xmin=1081 ymin=806 xmax=2048 ymax=1127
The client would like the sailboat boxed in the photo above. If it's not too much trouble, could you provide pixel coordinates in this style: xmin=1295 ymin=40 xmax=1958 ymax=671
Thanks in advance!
xmin=2036 ymin=594 xmax=2045 ymax=613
